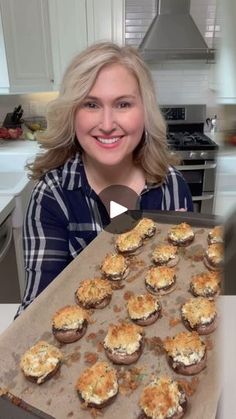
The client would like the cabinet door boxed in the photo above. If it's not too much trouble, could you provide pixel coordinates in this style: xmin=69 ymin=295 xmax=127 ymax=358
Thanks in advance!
xmin=0 ymin=0 xmax=54 ymax=92
xmin=48 ymin=0 xmax=88 ymax=89
xmin=217 ymin=0 xmax=236 ymax=103
xmin=87 ymin=0 xmax=124 ymax=45
xmin=0 ymin=8 xmax=9 ymax=90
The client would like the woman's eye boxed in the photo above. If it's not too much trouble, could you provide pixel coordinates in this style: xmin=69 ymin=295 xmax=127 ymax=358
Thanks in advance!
xmin=117 ymin=102 xmax=131 ymax=109
xmin=83 ymin=102 xmax=98 ymax=109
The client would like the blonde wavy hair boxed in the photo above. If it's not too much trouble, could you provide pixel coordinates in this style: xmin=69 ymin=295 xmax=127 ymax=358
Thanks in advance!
xmin=29 ymin=41 xmax=176 ymax=183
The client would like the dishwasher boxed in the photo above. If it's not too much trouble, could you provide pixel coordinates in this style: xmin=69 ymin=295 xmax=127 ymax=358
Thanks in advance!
xmin=0 ymin=213 xmax=21 ymax=303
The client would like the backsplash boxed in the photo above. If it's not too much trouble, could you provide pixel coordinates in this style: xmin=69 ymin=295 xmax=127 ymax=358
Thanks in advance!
xmin=150 ymin=61 xmax=216 ymax=107
xmin=0 ymin=92 xmax=58 ymax=123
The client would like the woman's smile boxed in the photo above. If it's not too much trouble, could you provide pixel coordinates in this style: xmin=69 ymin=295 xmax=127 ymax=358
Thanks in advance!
xmin=94 ymin=135 xmax=123 ymax=147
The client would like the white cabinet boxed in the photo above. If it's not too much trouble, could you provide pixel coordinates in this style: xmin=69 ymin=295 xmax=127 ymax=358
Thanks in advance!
xmin=87 ymin=0 xmax=124 ymax=46
xmin=217 ymin=0 xmax=236 ymax=103
xmin=49 ymin=0 xmax=125 ymax=90
xmin=0 ymin=0 xmax=125 ymax=93
xmin=0 ymin=0 xmax=54 ymax=93
xmin=48 ymin=0 xmax=88 ymax=89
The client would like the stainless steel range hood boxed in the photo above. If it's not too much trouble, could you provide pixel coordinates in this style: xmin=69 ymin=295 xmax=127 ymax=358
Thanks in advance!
xmin=139 ymin=0 xmax=215 ymax=61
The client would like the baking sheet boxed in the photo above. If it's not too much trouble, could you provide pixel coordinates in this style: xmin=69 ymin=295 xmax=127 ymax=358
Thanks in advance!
xmin=0 ymin=211 xmax=221 ymax=419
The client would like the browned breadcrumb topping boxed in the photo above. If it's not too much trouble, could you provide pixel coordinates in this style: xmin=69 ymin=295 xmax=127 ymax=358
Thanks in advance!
xmin=76 ymin=361 xmax=118 ymax=402
xmin=152 ymin=243 xmax=178 ymax=261
xmin=145 ymin=266 xmax=176 ymax=289
xmin=168 ymin=222 xmax=194 ymax=241
xmin=127 ymin=293 xmax=160 ymax=319
xmin=52 ymin=305 xmax=88 ymax=329
xmin=104 ymin=322 xmax=143 ymax=351
xmin=100 ymin=253 xmax=128 ymax=276
xmin=75 ymin=278 xmax=112 ymax=304
xmin=139 ymin=376 xmax=185 ymax=418
xmin=190 ymin=271 xmax=220 ymax=296
xmin=115 ymin=230 xmax=142 ymax=252
xmin=20 ymin=341 xmax=63 ymax=381
xmin=164 ymin=331 xmax=206 ymax=356
xmin=206 ymin=243 xmax=224 ymax=264
xmin=133 ymin=218 xmax=156 ymax=238
xmin=181 ymin=297 xmax=217 ymax=328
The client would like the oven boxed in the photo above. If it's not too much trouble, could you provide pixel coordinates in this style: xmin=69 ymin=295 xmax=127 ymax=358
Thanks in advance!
xmin=161 ymin=105 xmax=218 ymax=214
xmin=175 ymin=155 xmax=216 ymax=213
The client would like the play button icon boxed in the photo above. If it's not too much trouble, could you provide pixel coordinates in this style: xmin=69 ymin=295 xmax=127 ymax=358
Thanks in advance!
xmin=98 ymin=184 xmax=140 ymax=233
xmin=110 ymin=201 xmax=128 ymax=218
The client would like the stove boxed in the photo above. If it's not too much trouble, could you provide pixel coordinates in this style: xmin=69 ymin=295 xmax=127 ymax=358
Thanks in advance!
xmin=161 ymin=105 xmax=218 ymax=214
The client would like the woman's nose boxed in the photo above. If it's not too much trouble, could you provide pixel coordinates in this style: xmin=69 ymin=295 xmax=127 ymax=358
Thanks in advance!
xmin=99 ymin=107 xmax=116 ymax=133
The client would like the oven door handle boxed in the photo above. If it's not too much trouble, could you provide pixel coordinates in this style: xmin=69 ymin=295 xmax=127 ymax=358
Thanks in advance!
xmin=192 ymin=194 xmax=214 ymax=201
xmin=176 ymin=163 xmax=216 ymax=171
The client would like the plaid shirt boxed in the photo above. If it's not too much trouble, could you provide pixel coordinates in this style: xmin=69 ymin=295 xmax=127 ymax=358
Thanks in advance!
xmin=18 ymin=153 xmax=193 ymax=314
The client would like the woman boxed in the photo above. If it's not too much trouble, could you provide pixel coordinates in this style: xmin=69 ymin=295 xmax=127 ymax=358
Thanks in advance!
xmin=18 ymin=42 xmax=193 ymax=315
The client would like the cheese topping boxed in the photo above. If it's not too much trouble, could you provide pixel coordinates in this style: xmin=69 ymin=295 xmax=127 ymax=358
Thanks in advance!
xmin=206 ymin=243 xmax=224 ymax=265
xmin=115 ymin=230 xmax=142 ymax=252
xmin=76 ymin=278 xmax=112 ymax=304
xmin=20 ymin=341 xmax=63 ymax=384
xmin=52 ymin=305 xmax=88 ymax=330
xmin=181 ymin=297 xmax=217 ymax=328
xmin=76 ymin=361 xmax=118 ymax=405
xmin=168 ymin=222 xmax=194 ymax=241
xmin=152 ymin=243 xmax=178 ymax=263
xmin=145 ymin=266 xmax=176 ymax=289
xmin=190 ymin=271 xmax=220 ymax=297
xmin=139 ymin=376 xmax=185 ymax=419
xmin=164 ymin=331 xmax=206 ymax=366
xmin=100 ymin=253 xmax=128 ymax=277
xmin=104 ymin=322 xmax=143 ymax=355
xmin=127 ymin=294 xmax=161 ymax=320
xmin=208 ymin=226 xmax=223 ymax=244
xmin=133 ymin=218 xmax=156 ymax=238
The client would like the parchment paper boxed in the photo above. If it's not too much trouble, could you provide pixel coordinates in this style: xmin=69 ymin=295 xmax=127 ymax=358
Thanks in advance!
xmin=0 ymin=211 xmax=221 ymax=419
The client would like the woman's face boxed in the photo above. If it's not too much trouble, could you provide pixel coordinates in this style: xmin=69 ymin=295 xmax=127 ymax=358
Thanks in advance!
xmin=75 ymin=63 xmax=145 ymax=167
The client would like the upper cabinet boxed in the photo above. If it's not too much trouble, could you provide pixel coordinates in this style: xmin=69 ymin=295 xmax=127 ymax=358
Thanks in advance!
xmin=217 ymin=0 xmax=236 ymax=103
xmin=0 ymin=0 xmax=125 ymax=93
xmin=48 ymin=0 xmax=88 ymax=89
xmin=50 ymin=0 xmax=124 ymax=90
xmin=0 ymin=0 xmax=54 ymax=93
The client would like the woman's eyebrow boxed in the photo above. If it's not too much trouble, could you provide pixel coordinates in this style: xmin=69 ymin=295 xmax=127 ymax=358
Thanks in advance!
xmin=84 ymin=94 xmax=137 ymax=101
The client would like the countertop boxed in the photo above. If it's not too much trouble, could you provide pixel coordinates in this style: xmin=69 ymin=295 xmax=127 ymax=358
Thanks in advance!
xmin=0 ymin=139 xmax=40 ymax=155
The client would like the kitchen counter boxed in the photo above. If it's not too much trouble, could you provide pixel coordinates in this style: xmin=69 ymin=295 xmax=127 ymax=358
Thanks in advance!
xmin=0 ymin=195 xmax=15 ymax=225
xmin=0 ymin=139 xmax=40 ymax=155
